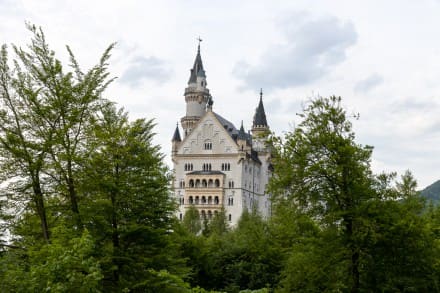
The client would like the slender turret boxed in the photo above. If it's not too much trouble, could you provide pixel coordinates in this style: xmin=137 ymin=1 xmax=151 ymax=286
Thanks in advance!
xmin=181 ymin=39 xmax=212 ymax=137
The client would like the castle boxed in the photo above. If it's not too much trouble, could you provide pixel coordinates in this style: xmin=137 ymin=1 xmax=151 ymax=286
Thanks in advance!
xmin=171 ymin=43 xmax=272 ymax=226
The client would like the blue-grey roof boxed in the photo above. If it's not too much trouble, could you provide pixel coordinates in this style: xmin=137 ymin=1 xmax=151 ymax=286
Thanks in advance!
xmin=238 ymin=121 xmax=247 ymax=140
xmin=172 ymin=124 xmax=181 ymax=142
xmin=188 ymin=45 xmax=206 ymax=84
xmin=253 ymin=90 xmax=268 ymax=128
xmin=214 ymin=112 xmax=252 ymax=144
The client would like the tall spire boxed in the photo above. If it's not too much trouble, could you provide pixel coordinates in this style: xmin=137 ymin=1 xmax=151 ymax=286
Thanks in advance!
xmin=253 ymin=88 xmax=268 ymax=128
xmin=188 ymin=38 xmax=206 ymax=84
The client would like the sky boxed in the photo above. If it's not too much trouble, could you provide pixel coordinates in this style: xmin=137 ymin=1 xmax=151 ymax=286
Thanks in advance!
xmin=1 ymin=0 xmax=440 ymax=188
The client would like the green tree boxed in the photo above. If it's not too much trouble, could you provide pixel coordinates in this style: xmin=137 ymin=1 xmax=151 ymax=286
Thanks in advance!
xmin=269 ymin=96 xmax=440 ymax=292
xmin=0 ymin=228 xmax=103 ymax=292
xmin=205 ymin=207 xmax=228 ymax=237
xmin=183 ymin=205 xmax=202 ymax=235
xmin=80 ymin=103 xmax=187 ymax=291
xmin=270 ymin=96 xmax=374 ymax=292
xmin=0 ymin=24 xmax=115 ymax=243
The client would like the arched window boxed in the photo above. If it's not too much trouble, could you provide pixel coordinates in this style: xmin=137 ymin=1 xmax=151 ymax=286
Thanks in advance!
xmin=215 ymin=179 xmax=220 ymax=188
xmin=202 ymin=196 xmax=206 ymax=204
xmin=208 ymin=179 xmax=214 ymax=188
xmin=208 ymin=210 xmax=212 ymax=219
xmin=208 ymin=196 xmax=212 ymax=204
xmin=184 ymin=164 xmax=187 ymax=171
xmin=179 ymin=213 xmax=182 ymax=220
xmin=195 ymin=179 xmax=201 ymax=188
xmin=228 ymin=180 xmax=234 ymax=188
xmin=228 ymin=214 xmax=232 ymax=222
xmin=201 ymin=210 xmax=206 ymax=220
xmin=189 ymin=179 xmax=194 ymax=188
xmin=214 ymin=196 xmax=219 ymax=205
xmin=189 ymin=196 xmax=194 ymax=204
xmin=202 ymin=179 xmax=207 ymax=188
xmin=204 ymin=141 xmax=212 ymax=150
xmin=195 ymin=196 xmax=200 ymax=204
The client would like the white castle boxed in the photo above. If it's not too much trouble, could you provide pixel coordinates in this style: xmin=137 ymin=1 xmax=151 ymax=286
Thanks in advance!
xmin=172 ymin=43 xmax=272 ymax=226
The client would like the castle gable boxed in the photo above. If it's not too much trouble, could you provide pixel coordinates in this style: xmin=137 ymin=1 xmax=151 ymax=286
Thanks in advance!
xmin=177 ymin=111 xmax=239 ymax=155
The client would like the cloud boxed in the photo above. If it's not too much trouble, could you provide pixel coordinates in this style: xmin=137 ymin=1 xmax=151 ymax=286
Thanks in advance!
xmin=234 ymin=13 xmax=357 ymax=90
xmin=119 ymin=56 xmax=172 ymax=88
xmin=354 ymin=73 xmax=384 ymax=93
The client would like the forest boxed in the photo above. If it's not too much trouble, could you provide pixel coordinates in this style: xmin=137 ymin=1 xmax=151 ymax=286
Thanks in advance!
xmin=0 ymin=25 xmax=439 ymax=292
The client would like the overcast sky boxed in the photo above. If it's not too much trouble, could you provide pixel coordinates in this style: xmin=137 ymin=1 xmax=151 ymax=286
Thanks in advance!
xmin=1 ymin=0 xmax=440 ymax=188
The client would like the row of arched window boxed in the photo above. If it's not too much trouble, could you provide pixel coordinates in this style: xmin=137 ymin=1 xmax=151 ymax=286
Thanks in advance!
xmin=184 ymin=163 xmax=193 ymax=171
xmin=188 ymin=178 xmax=221 ymax=188
xmin=179 ymin=211 xmax=232 ymax=222
xmin=221 ymin=163 xmax=231 ymax=171
xmin=184 ymin=162 xmax=232 ymax=172
xmin=188 ymin=196 xmax=220 ymax=205
xmin=202 ymin=163 xmax=212 ymax=171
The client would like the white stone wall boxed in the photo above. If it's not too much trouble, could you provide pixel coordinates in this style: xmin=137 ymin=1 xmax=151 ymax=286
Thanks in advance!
xmin=173 ymin=113 xmax=272 ymax=227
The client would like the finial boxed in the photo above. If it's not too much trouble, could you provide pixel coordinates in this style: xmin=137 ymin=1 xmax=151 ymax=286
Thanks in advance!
xmin=260 ymin=88 xmax=263 ymax=100
xmin=197 ymin=36 xmax=203 ymax=52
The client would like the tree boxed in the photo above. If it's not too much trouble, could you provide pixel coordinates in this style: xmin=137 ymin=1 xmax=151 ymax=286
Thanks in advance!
xmin=80 ymin=103 xmax=187 ymax=291
xmin=0 ymin=24 xmax=115 ymax=243
xmin=269 ymin=96 xmax=440 ymax=291
xmin=205 ymin=207 xmax=228 ymax=237
xmin=183 ymin=205 xmax=202 ymax=235
xmin=270 ymin=96 xmax=374 ymax=292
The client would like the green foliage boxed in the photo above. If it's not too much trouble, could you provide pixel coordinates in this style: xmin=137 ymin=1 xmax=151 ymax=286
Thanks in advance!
xmin=0 ymin=228 xmax=103 ymax=292
xmin=79 ymin=103 xmax=187 ymax=290
xmin=2 ymin=26 xmax=440 ymax=293
xmin=183 ymin=205 xmax=202 ymax=235
xmin=205 ymin=207 xmax=229 ymax=237
xmin=269 ymin=96 xmax=440 ymax=292
xmin=0 ymin=24 xmax=189 ymax=292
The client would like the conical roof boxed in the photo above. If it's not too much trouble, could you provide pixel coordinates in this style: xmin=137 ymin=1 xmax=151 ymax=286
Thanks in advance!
xmin=238 ymin=121 xmax=247 ymax=140
xmin=253 ymin=89 xmax=268 ymax=128
xmin=188 ymin=44 xmax=206 ymax=84
xmin=172 ymin=124 xmax=182 ymax=142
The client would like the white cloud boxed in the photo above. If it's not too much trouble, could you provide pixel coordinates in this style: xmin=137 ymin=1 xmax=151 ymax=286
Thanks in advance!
xmin=354 ymin=74 xmax=384 ymax=93
xmin=119 ymin=56 xmax=172 ymax=88
xmin=234 ymin=13 xmax=357 ymax=90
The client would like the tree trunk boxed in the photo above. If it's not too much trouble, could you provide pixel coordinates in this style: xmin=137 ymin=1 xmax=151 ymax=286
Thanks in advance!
xmin=66 ymin=159 xmax=82 ymax=229
xmin=32 ymin=175 xmax=50 ymax=243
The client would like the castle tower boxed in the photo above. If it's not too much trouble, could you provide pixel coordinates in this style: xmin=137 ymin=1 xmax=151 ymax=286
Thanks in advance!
xmin=181 ymin=41 xmax=212 ymax=137
xmin=252 ymin=89 xmax=269 ymax=137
